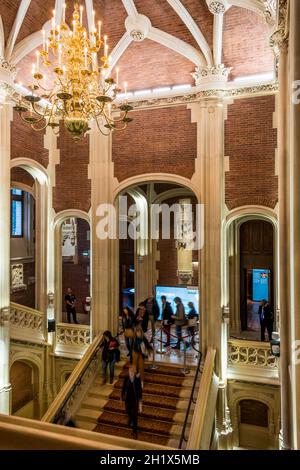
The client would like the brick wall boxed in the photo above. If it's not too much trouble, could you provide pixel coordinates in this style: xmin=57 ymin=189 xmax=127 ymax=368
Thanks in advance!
xmin=53 ymin=125 xmax=90 ymax=213
xmin=134 ymin=0 xmax=212 ymax=50
xmin=17 ymin=0 xmax=54 ymax=44
xmin=113 ymin=40 xmax=195 ymax=91
xmin=225 ymin=95 xmax=278 ymax=210
xmin=11 ymin=111 xmax=49 ymax=168
xmin=112 ymin=106 xmax=197 ymax=181
xmin=62 ymin=219 xmax=90 ymax=314
xmin=223 ymin=7 xmax=274 ymax=80
xmin=11 ymin=168 xmax=35 ymax=188
xmin=0 ymin=1 xmax=20 ymax=42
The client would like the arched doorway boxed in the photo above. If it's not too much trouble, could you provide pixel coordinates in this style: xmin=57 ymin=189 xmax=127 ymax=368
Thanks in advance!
xmin=116 ymin=181 xmax=200 ymax=356
xmin=238 ymin=399 xmax=272 ymax=449
xmin=225 ymin=209 xmax=278 ymax=341
xmin=10 ymin=360 xmax=39 ymax=419
xmin=240 ymin=220 xmax=274 ymax=338
xmin=55 ymin=215 xmax=91 ymax=325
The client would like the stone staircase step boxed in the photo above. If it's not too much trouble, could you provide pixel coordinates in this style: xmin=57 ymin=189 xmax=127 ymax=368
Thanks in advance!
xmin=93 ymin=422 xmax=170 ymax=446
xmin=107 ymin=389 xmax=189 ymax=410
xmin=97 ymin=410 xmax=177 ymax=437
xmin=113 ymin=379 xmax=190 ymax=399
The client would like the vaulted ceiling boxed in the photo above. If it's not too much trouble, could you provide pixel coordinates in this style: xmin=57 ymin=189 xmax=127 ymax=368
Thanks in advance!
xmin=0 ymin=0 xmax=276 ymax=92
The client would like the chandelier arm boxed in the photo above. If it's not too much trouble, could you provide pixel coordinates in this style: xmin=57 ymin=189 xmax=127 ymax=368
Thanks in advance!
xmin=31 ymin=120 xmax=49 ymax=132
xmin=95 ymin=116 xmax=111 ymax=136
xmin=31 ymin=102 xmax=50 ymax=118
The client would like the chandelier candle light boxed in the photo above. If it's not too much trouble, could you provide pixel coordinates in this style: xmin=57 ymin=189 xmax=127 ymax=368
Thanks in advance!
xmin=13 ymin=2 xmax=133 ymax=139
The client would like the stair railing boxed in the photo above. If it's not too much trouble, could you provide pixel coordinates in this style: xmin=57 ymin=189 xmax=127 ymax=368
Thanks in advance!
xmin=186 ymin=348 xmax=218 ymax=450
xmin=178 ymin=348 xmax=202 ymax=449
xmin=42 ymin=333 xmax=104 ymax=424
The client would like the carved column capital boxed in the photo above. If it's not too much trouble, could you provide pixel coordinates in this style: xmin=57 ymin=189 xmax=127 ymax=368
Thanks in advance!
xmin=192 ymin=64 xmax=231 ymax=88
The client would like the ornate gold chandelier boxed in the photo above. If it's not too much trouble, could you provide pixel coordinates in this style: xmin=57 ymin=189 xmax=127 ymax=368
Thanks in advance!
xmin=14 ymin=2 xmax=133 ymax=139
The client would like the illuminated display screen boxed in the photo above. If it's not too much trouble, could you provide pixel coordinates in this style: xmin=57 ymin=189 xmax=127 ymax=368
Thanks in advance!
xmin=155 ymin=285 xmax=199 ymax=319
xmin=252 ymin=269 xmax=269 ymax=302
xmin=11 ymin=199 xmax=23 ymax=237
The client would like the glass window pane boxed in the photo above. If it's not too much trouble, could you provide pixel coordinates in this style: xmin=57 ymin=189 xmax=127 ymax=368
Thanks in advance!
xmin=12 ymin=189 xmax=23 ymax=196
xmin=12 ymin=200 xmax=23 ymax=237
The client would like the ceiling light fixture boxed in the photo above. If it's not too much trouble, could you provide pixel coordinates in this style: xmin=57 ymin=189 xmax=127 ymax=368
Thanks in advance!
xmin=13 ymin=2 xmax=133 ymax=140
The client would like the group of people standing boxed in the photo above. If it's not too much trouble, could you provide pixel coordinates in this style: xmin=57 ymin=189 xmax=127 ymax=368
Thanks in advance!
xmin=122 ymin=294 xmax=198 ymax=362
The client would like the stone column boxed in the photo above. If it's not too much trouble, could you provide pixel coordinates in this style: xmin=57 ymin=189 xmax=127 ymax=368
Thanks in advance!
xmin=190 ymin=97 xmax=232 ymax=448
xmin=270 ymin=0 xmax=292 ymax=450
xmin=290 ymin=0 xmax=300 ymax=450
xmin=0 ymin=102 xmax=13 ymax=414
xmin=89 ymin=124 xmax=119 ymax=336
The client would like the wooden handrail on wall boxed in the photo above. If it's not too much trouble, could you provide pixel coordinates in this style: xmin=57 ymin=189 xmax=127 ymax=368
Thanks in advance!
xmin=187 ymin=348 xmax=218 ymax=450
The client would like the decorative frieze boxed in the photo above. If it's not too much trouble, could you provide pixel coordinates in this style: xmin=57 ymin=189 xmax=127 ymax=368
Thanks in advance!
xmin=125 ymin=82 xmax=278 ymax=110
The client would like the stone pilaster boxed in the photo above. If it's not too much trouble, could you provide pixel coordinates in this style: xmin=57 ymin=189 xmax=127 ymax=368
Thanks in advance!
xmin=89 ymin=124 xmax=119 ymax=336
xmin=290 ymin=0 xmax=300 ymax=450
xmin=0 ymin=102 xmax=13 ymax=414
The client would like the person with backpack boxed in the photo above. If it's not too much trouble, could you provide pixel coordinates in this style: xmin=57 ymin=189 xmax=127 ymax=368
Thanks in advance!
xmin=101 ymin=330 xmax=120 ymax=384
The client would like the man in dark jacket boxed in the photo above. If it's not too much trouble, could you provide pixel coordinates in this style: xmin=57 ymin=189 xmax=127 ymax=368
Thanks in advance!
xmin=258 ymin=300 xmax=274 ymax=341
xmin=144 ymin=293 xmax=160 ymax=342
xmin=122 ymin=365 xmax=143 ymax=438
xmin=161 ymin=295 xmax=173 ymax=347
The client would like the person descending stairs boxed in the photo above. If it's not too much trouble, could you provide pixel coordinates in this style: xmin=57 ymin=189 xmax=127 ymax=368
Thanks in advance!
xmin=75 ymin=361 xmax=197 ymax=448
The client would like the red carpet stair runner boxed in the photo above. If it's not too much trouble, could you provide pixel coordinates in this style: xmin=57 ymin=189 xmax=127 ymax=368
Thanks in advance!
xmin=75 ymin=362 xmax=197 ymax=447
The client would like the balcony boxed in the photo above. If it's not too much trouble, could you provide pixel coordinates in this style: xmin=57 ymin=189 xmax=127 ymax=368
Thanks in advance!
xmin=54 ymin=323 xmax=91 ymax=359
xmin=227 ymin=338 xmax=279 ymax=384
xmin=9 ymin=303 xmax=46 ymax=344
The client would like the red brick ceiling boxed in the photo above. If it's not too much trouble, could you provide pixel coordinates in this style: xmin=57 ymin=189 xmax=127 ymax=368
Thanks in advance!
xmin=0 ymin=0 xmax=274 ymax=90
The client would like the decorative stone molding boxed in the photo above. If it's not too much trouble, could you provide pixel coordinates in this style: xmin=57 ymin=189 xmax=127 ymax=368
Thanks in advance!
xmin=206 ymin=0 xmax=228 ymax=15
xmin=9 ymin=303 xmax=45 ymax=343
xmin=0 ymin=307 xmax=10 ymax=326
xmin=264 ymin=0 xmax=277 ymax=25
xmin=54 ymin=323 xmax=91 ymax=358
xmin=228 ymin=339 xmax=278 ymax=370
xmin=178 ymin=270 xmax=193 ymax=285
xmin=270 ymin=0 xmax=289 ymax=55
xmin=125 ymin=14 xmax=151 ymax=42
xmin=48 ymin=292 xmax=55 ymax=308
xmin=192 ymin=64 xmax=232 ymax=88
xmin=0 ymin=56 xmax=17 ymax=79
xmin=11 ymin=264 xmax=27 ymax=293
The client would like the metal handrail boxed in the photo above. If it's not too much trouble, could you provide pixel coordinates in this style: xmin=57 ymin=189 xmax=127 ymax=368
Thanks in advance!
xmin=178 ymin=349 xmax=202 ymax=449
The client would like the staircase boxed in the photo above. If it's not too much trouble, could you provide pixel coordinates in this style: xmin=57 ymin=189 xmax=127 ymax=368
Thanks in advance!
xmin=75 ymin=361 xmax=197 ymax=448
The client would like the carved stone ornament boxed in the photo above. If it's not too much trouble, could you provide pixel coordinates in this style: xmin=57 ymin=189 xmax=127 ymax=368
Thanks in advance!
xmin=192 ymin=64 xmax=232 ymax=88
xmin=270 ymin=0 xmax=289 ymax=55
xmin=130 ymin=30 xmax=145 ymax=42
xmin=206 ymin=0 xmax=227 ymax=15
xmin=178 ymin=270 xmax=193 ymax=285
xmin=125 ymin=14 xmax=151 ymax=42
xmin=264 ymin=0 xmax=277 ymax=25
